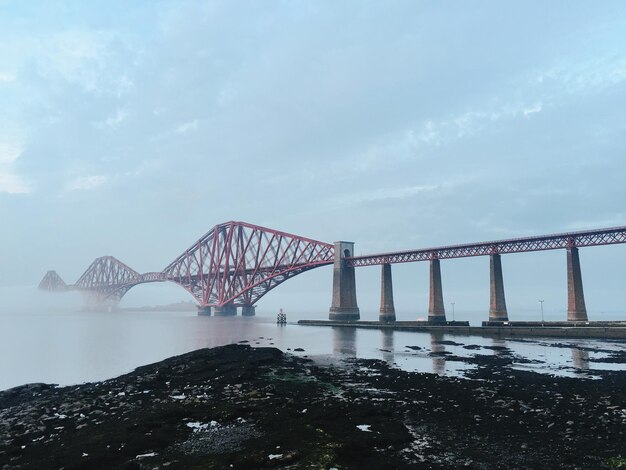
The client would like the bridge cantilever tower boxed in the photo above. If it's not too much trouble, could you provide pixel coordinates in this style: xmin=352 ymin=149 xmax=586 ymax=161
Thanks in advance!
xmin=38 ymin=222 xmax=335 ymax=315
xmin=38 ymin=271 xmax=67 ymax=292
xmin=74 ymin=256 xmax=145 ymax=309
xmin=162 ymin=221 xmax=334 ymax=315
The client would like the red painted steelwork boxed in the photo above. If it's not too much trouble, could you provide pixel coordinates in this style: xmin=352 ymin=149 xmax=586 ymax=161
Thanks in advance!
xmin=41 ymin=222 xmax=334 ymax=308
xmin=43 ymin=223 xmax=626 ymax=309
xmin=161 ymin=221 xmax=334 ymax=307
xmin=73 ymin=256 xmax=143 ymax=303
xmin=38 ymin=271 xmax=67 ymax=291
xmin=348 ymin=226 xmax=626 ymax=267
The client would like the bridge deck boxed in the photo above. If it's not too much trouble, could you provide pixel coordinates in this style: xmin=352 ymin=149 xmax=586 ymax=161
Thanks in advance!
xmin=347 ymin=226 xmax=626 ymax=266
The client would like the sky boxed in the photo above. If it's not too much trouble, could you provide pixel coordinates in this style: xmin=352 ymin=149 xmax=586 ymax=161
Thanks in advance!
xmin=1 ymin=1 xmax=626 ymax=321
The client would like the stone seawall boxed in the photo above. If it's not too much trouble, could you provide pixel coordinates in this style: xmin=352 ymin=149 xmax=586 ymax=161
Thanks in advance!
xmin=298 ymin=320 xmax=626 ymax=339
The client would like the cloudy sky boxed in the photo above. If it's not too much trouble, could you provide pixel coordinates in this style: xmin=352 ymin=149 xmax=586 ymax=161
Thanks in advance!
xmin=1 ymin=1 xmax=625 ymax=320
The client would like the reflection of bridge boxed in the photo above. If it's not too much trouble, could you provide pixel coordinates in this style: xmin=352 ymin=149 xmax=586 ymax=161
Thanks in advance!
xmin=333 ymin=329 xmax=592 ymax=375
xmin=39 ymin=223 xmax=626 ymax=321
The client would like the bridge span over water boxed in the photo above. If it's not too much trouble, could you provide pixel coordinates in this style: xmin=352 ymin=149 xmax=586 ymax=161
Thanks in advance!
xmin=39 ymin=222 xmax=626 ymax=322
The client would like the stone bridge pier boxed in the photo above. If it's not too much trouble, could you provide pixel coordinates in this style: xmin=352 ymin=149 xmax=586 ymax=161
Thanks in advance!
xmin=567 ymin=246 xmax=587 ymax=321
xmin=489 ymin=253 xmax=508 ymax=321
xmin=428 ymin=258 xmax=446 ymax=323
xmin=329 ymin=241 xmax=360 ymax=321
xmin=198 ymin=306 xmax=212 ymax=316
xmin=379 ymin=263 xmax=396 ymax=322
xmin=214 ymin=303 xmax=237 ymax=316
xmin=241 ymin=305 xmax=256 ymax=316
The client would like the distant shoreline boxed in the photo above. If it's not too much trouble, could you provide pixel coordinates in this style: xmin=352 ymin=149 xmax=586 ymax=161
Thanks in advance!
xmin=120 ymin=301 xmax=198 ymax=313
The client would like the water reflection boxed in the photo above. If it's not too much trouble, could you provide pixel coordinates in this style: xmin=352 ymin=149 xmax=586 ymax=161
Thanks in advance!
xmin=571 ymin=348 xmax=590 ymax=370
xmin=3 ymin=310 xmax=626 ymax=390
xmin=197 ymin=316 xmax=257 ymax=350
xmin=332 ymin=326 xmax=356 ymax=357
xmin=491 ymin=338 xmax=507 ymax=356
xmin=430 ymin=332 xmax=446 ymax=375
xmin=380 ymin=329 xmax=394 ymax=364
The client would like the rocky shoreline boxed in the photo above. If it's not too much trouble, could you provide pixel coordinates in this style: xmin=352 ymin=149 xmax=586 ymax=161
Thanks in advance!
xmin=1 ymin=344 xmax=625 ymax=469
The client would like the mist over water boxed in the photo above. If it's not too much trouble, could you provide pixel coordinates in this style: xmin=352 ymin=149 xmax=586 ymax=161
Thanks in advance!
xmin=2 ymin=286 xmax=626 ymax=391
xmin=0 ymin=0 xmax=625 ymax=409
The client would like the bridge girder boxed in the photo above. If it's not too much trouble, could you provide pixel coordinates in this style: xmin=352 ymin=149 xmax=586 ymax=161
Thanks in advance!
xmin=42 ymin=222 xmax=334 ymax=309
xmin=161 ymin=221 xmax=334 ymax=306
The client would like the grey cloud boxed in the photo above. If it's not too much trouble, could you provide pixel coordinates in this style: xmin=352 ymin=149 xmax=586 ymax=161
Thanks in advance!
xmin=0 ymin=1 xmax=625 ymax=318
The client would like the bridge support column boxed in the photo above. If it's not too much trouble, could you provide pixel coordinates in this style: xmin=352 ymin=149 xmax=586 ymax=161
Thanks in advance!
xmin=428 ymin=258 xmax=446 ymax=323
xmin=489 ymin=254 xmax=508 ymax=321
xmin=379 ymin=263 xmax=396 ymax=322
xmin=197 ymin=306 xmax=212 ymax=316
xmin=241 ymin=305 xmax=256 ymax=316
xmin=567 ymin=247 xmax=588 ymax=321
xmin=214 ymin=303 xmax=237 ymax=316
xmin=329 ymin=241 xmax=360 ymax=321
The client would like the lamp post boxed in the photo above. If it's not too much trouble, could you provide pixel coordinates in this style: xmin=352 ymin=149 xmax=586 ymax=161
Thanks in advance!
xmin=539 ymin=300 xmax=544 ymax=326
xmin=451 ymin=302 xmax=455 ymax=322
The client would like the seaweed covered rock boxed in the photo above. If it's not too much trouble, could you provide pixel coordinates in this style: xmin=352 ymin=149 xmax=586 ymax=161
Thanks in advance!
xmin=1 ymin=344 xmax=625 ymax=469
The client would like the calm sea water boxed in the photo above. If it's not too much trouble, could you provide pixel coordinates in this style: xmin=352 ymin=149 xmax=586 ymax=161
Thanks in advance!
xmin=1 ymin=309 xmax=625 ymax=391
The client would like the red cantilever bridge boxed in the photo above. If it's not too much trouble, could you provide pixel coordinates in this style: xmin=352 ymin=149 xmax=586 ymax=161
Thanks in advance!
xmin=39 ymin=221 xmax=626 ymax=321
xmin=39 ymin=222 xmax=334 ymax=315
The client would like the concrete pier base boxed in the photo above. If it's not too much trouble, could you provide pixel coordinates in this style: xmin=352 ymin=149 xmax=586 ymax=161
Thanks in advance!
xmin=489 ymin=253 xmax=508 ymax=321
xmin=213 ymin=303 xmax=237 ymax=316
xmin=428 ymin=258 xmax=446 ymax=323
xmin=567 ymin=247 xmax=588 ymax=321
xmin=197 ymin=306 xmax=212 ymax=316
xmin=241 ymin=305 xmax=256 ymax=317
xmin=329 ymin=241 xmax=360 ymax=321
xmin=379 ymin=263 xmax=396 ymax=323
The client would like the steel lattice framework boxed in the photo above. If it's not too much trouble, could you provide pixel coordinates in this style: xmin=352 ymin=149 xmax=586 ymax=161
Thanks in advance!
xmin=39 ymin=222 xmax=334 ymax=308
xmin=38 ymin=271 xmax=67 ymax=291
xmin=348 ymin=226 xmax=626 ymax=266
xmin=74 ymin=256 xmax=144 ymax=303
xmin=41 ymin=223 xmax=626 ymax=309
xmin=161 ymin=221 xmax=334 ymax=306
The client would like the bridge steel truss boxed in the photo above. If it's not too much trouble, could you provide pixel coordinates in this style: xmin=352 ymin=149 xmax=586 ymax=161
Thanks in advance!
xmin=41 ymin=222 xmax=334 ymax=309
xmin=161 ymin=221 xmax=334 ymax=307
xmin=38 ymin=270 xmax=67 ymax=291
xmin=347 ymin=226 xmax=626 ymax=266
xmin=40 ymin=223 xmax=626 ymax=317
xmin=73 ymin=256 xmax=145 ymax=305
